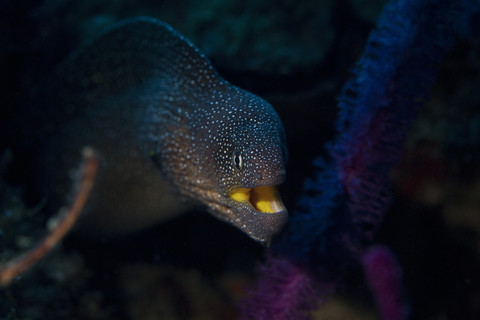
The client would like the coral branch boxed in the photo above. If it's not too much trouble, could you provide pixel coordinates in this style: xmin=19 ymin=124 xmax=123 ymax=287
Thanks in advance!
xmin=0 ymin=147 xmax=99 ymax=287
xmin=240 ymin=0 xmax=480 ymax=319
xmin=240 ymin=254 xmax=331 ymax=320
xmin=362 ymin=245 xmax=409 ymax=320
xmin=278 ymin=0 xmax=480 ymax=273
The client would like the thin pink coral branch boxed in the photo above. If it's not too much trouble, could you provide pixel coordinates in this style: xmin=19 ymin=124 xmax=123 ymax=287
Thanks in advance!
xmin=0 ymin=147 xmax=99 ymax=287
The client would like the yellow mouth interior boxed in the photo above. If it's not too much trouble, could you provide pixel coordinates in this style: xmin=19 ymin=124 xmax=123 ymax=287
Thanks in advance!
xmin=229 ymin=186 xmax=285 ymax=213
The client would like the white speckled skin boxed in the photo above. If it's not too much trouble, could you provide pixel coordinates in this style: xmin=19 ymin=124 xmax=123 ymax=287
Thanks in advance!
xmin=34 ymin=17 xmax=288 ymax=244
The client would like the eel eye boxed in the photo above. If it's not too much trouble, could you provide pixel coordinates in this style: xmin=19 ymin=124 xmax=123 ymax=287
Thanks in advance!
xmin=233 ymin=150 xmax=243 ymax=170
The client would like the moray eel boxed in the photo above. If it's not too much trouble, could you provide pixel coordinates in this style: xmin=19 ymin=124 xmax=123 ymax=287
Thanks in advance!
xmin=32 ymin=17 xmax=288 ymax=245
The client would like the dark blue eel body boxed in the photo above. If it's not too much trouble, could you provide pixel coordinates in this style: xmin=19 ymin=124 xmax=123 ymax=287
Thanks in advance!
xmin=33 ymin=17 xmax=288 ymax=245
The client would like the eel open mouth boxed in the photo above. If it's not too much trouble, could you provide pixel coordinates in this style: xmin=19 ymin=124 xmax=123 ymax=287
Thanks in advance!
xmin=228 ymin=186 xmax=285 ymax=213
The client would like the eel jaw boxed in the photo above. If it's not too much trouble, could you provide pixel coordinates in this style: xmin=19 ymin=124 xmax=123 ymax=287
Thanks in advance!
xmin=229 ymin=186 xmax=286 ymax=214
xmin=228 ymin=185 xmax=288 ymax=245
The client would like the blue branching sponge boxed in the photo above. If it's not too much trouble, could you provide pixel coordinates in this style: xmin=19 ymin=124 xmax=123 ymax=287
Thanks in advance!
xmin=240 ymin=0 xmax=480 ymax=319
